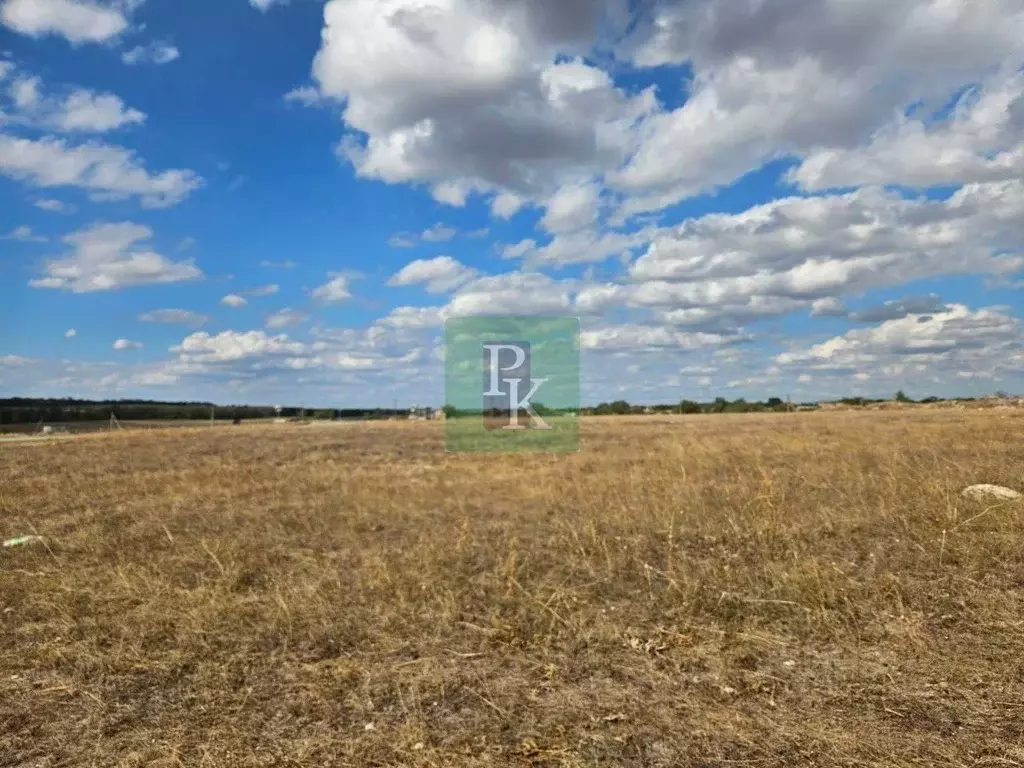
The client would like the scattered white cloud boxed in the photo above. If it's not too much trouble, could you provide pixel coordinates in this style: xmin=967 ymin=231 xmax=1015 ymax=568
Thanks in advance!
xmin=581 ymin=324 xmax=742 ymax=352
xmin=508 ymin=227 xmax=657 ymax=267
xmin=849 ymin=295 xmax=946 ymax=323
xmin=6 ymin=0 xmax=1024 ymax=403
xmin=377 ymin=305 xmax=446 ymax=329
xmin=387 ymin=232 xmax=417 ymax=248
xmin=791 ymin=67 xmax=1024 ymax=191
xmin=113 ymin=338 xmax=143 ymax=351
xmin=55 ymin=88 xmax=146 ymax=132
xmin=265 ymin=308 xmax=308 ymax=329
xmin=310 ymin=1 xmax=654 ymax=208
xmin=122 ymin=41 xmax=180 ymax=66
xmin=540 ymin=181 xmax=601 ymax=234
xmin=388 ymin=255 xmax=477 ymax=293
xmin=421 ymin=223 xmax=457 ymax=243
xmin=0 ymin=0 xmax=129 ymax=45
xmin=139 ymin=309 xmax=209 ymax=327
xmin=260 ymin=259 xmax=297 ymax=269
xmin=296 ymin=0 xmax=1024 ymax=228
xmin=249 ymin=0 xmax=288 ymax=11
xmin=33 ymin=197 xmax=74 ymax=213
xmin=221 ymin=294 xmax=247 ymax=308
xmin=446 ymin=272 xmax=573 ymax=317
xmin=611 ymin=0 xmax=1024 ymax=217
xmin=502 ymin=239 xmax=536 ymax=259
xmin=656 ymin=296 xmax=808 ymax=332
xmin=810 ymin=297 xmax=848 ymax=318
xmin=0 ymin=134 xmax=202 ymax=207
xmin=311 ymin=274 xmax=351 ymax=303
xmin=2 ymin=71 xmax=146 ymax=132
xmin=173 ymin=330 xmax=305 ymax=364
xmin=30 ymin=222 xmax=203 ymax=293
xmin=10 ymin=75 xmax=40 ymax=109
xmin=284 ymin=86 xmax=325 ymax=107
xmin=777 ymin=304 xmax=1022 ymax=383
xmin=623 ymin=183 xmax=1024 ymax=315
xmin=244 ymin=284 xmax=279 ymax=297
xmin=133 ymin=370 xmax=178 ymax=386
xmin=2 ymin=225 xmax=46 ymax=242
xmin=64 ymin=328 xmax=76 ymax=339
xmin=491 ymin=192 xmax=526 ymax=219
xmin=388 ymin=223 xmax=457 ymax=247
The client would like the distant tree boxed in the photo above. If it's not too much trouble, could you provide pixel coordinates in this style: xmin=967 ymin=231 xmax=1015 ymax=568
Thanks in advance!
xmin=894 ymin=389 xmax=912 ymax=403
xmin=725 ymin=398 xmax=756 ymax=413
xmin=442 ymin=404 xmax=458 ymax=419
xmin=678 ymin=399 xmax=702 ymax=414
xmin=766 ymin=397 xmax=785 ymax=410
xmin=711 ymin=397 xmax=729 ymax=413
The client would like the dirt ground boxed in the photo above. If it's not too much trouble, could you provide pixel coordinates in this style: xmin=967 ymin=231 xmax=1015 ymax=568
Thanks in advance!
xmin=2 ymin=411 xmax=1023 ymax=766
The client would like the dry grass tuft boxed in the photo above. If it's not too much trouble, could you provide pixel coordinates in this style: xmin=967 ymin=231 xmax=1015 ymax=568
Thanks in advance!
xmin=2 ymin=411 xmax=1024 ymax=766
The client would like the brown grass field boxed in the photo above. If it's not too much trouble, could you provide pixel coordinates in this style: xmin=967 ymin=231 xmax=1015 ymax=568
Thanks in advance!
xmin=2 ymin=411 xmax=1024 ymax=767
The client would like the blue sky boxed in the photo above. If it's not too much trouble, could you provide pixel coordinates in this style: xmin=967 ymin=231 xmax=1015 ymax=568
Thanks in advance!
xmin=1 ymin=0 xmax=1022 ymax=407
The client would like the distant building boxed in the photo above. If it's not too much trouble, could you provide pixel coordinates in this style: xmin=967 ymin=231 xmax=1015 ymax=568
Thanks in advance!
xmin=409 ymin=406 xmax=435 ymax=421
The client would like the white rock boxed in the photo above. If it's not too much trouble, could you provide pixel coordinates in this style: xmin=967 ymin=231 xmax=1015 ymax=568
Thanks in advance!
xmin=962 ymin=484 xmax=1022 ymax=501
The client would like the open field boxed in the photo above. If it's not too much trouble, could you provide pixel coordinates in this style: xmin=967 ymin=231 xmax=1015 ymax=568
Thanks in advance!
xmin=0 ymin=420 xmax=282 ymax=436
xmin=2 ymin=411 xmax=1024 ymax=767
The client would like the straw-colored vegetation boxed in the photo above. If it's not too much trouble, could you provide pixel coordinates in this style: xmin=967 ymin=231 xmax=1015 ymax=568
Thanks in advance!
xmin=2 ymin=410 xmax=1023 ymax=766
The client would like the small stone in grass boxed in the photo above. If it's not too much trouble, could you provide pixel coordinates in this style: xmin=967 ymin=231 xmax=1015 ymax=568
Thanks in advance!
xmin=962 ymin=484 xmax=1021 ymax=501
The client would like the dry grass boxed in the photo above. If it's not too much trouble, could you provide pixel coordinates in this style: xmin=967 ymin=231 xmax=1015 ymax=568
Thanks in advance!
xmin=2 ymin=411 xmax=1024 ymax=767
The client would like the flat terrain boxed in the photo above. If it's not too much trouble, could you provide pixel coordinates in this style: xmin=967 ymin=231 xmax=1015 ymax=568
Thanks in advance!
xmin=2 ymin=411 xmax=1023 ymax=767
xmin=0 ymin=420 xmax=275 ymax=436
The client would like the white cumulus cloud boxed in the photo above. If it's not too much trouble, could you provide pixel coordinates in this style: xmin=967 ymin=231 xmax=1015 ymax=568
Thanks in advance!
xmin=0 ymin=134 xmax=202 ymax=207
xmin=388 ymin=255 xmax=477 ymax=293
xmin=3 ymin=70 xmax=146 ymax=133
xmin=0 ymin=0 xmax=129 ymax=44
xmin=265 ymin=308 xmax=308 ymax=329
xmin=221 ymin=294 xmax=247 ymax=308
xmin=31 ymin=222 xmax=202 ymax=293
xmin=139 ymin=309 xmax=209 ymax=327
xmin=122 ymin=41 xmax=180 ymax=66
xmin=311 ymin=274 xmax=352 ymax=303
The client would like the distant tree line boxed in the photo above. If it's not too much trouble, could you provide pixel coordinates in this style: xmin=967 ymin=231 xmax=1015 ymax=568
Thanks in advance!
xmin=1 ymin=391 xmax=1004 ymax=427
xmin=0 ymin=398 xmax=416 ymax=425
xmin=580 ymin=397 xmax=808 ymax=415
xmin=576 ymin=391 xmax=994 ymax=415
